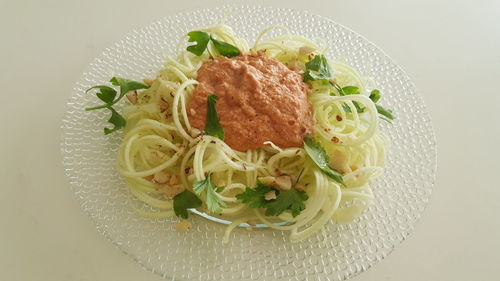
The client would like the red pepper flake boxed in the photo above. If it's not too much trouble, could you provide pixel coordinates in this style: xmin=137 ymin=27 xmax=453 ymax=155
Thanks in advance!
xmin=336 ymin=115 xmax=342 ymax=121
xmin=331 ymin=136 xmax=340 ymax=143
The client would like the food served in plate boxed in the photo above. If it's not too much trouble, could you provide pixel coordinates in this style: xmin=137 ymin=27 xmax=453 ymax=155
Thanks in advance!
xmin=85 ymin=25 xmax=395 ymax=243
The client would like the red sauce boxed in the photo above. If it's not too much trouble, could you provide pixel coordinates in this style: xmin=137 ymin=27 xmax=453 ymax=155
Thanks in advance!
xmin=187 ymin=52 xmax=313 ymax=151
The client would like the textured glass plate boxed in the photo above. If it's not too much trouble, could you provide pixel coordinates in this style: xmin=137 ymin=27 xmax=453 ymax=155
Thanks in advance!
xmin=61 ymin=4 xmax=436 ymax=281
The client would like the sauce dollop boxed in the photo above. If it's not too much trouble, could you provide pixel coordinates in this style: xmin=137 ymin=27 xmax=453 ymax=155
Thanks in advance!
xmin=187 ymin=53 xmax=313 ymax=151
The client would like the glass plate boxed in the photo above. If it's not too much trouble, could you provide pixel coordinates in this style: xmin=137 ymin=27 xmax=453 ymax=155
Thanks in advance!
xmin=61 ymin=4 xmax=436 ymax=281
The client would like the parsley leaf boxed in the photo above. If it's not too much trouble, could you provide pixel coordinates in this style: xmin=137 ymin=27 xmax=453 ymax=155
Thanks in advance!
xmin=331 ymin=83 xmax=365 ymax=113
xmin=205 ymin=94 xmax=225 ymax=140
xmin=342 ymin=101 xmax=365 ymax=113
xmin=211 ymin=36 xmax=240 ymax=58
xmin=303 ymin=134 xmax=345 ymax=185
xmin=369 ymin=89 xmax=381 ymax=103
xmin=376 ymin=104 xmax=395 ymax=121
xmin=186 ymin=31 xmax=211 ymax=56
xmin=110 ymin=77 xmax=149 ymax=98
xmin=173 ymin=190 xmax=202 ymax=219
xmin=86 ymin=85 xmax=117 ymax=103
xmin=85 ymin=77 xmax=150 ymax=134
xmin=235 ymin=183 xmax=273 ymax=208
xmin=236 ymin=182 xmax=308 ymax=217
xmin=368 ymin=89 xmax=395 ymax=122
xmin=342 ymin=86 xmax=360 ymax=95
xmin=303 ymin=55 xmax=332 ymax=82
xmin=265 ymin=189 xmax=308 ymax=217
xmin=103 ymin=107 xmax=126 ymax=134
xmin=192 ymin=173 xmax=226 ymax=213
xmin=186 ymin=31 xmax=240 ymax=58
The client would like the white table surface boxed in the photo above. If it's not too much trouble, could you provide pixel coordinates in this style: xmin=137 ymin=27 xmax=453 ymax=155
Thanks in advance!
xmin=1 ymin=0 xmax=499 ymax=280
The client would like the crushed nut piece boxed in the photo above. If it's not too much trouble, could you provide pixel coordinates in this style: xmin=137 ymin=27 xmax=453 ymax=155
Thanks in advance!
xmin=126 ymin=91 xmax=138 ymax=104
xmin=329 ymin=150 xmax=351 ymax=174
xmin=175 ymin=220 xmax=192 ymax=232
xmin=299 ymin=46 xmax=315 ymax=55
xmin=264 ymin=190 xmax=277 ymax=201
xmin=275 ymin=175 xmax=292 ymax=190
xmin=164 ymin=184 xmax=185 ymax=198
xmin=190 ymin=128 xmax=201 ymax=138
xmin=169 ymin=174 xmax=179 ymax=185
xmin=159 ymin=98 xmax=168 ymax=113
xmin=258 ymin=176 xmax=276 ymax=186
xmin=246 ymin=220 xmax=257 ymax=226
xmin=295 ymin=183 xmax=308 ymax=191
xmin=153 ymin=171 xmax=169 ymax=184
xmin=143 ymin=78 xmax=154 ymax=86
xmin=143 ymin=174 xmax=154 ymax=181
xmin=216 ymin=180 xmax=226 ymax=187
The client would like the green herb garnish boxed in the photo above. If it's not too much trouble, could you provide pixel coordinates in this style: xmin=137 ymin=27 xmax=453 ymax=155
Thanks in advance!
xmin=85 ymin=77 xmax=149 ymax=134
xmin=186 ymin=31 xmax=211 ymax=56
xmin=376 ymin=104 xmax=395 ymax=121
xmin=205 ymin=94 xmax=225 ymax=140
xmin=211 ymin=37 xmax=240 ymax=58
xmin=341 ymin=86 xmax=360 ymax=95
xmin=186 ymin=31 xmax=240 ymax=58
xmin=303 ymin=54 xmax=332 ymax=82
xmin=193 ymin=173 xmax=226 ymax=213
xmin=236 ymin=182 xmax=308 ymax=217
xmin=236 ymin=182 xmax=273 ymax=208
xmin=303 ymin=134 xmax=345 ymax=185
xmin=331 ymin=83 xmax=365 ymax=113
xmin=265 ymin=189 xmax=308 ymax=217
xmin=370 ymin=89 xmax=395 ymax=122
xmin=369 ymin=89 xmax=381 ymax=103
xmin=173 ymin=190 xmax=202 ymax=219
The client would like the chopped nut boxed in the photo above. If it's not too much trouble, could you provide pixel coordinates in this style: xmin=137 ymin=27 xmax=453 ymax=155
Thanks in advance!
xmin=215 ymin=180 xmax=226 ymax=187
xmin=150 ymin=151 xmax=166 ymax=162
xmin=143 ymin=78 xmax=154 ymax=86
xmin=153 ymin=171 xmax=169 ymax=184
xmin=299 ymin=46 xmax=315 ymax=56
xmin=164 ymin=184 xmax=185 ymax=198
xmin=295 ymin=183 xmax=307 ymax=191
xmin=126 ymin=91 xmax=138 ymax=104
xmin=258 ymin=176 xmax=276 ymax=186
xmin=143 ymin=174 xmax=154 ymax=181
xmin=169 ymin=174 xmax=180 ymax=185
xmin=329 ymin=150 xmax=352 ymax=174
xmin=159 ymin=98 xmax=168 ymax=113
xmin=175 ymin=220 xmax=192 ymax=232
xmin=246 ymin=220 xmax=257 ymax=226
xmin=190 ymin=128 xmax=201 ymax=137
xmin=264 ymin=190 xmax=277 ymax=201
xmin=275 ymin=175 xmax=292 ymax=190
